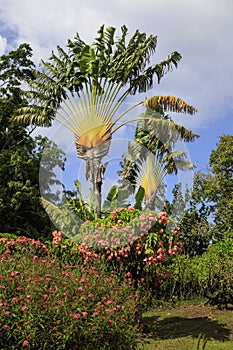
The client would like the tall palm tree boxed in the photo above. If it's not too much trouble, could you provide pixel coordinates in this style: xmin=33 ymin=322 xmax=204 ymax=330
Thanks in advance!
xmin=12 ymin=25 xmax=198 ymax=217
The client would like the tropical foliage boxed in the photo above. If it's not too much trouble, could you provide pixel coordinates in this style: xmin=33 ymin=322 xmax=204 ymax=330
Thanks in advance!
xmin=0 ymin=44 xmax=65 ymax=240
xmin=2 ymin=26 xmax=233 ymax=350
xmin=12 ymin=25 xmax=198 ymax=217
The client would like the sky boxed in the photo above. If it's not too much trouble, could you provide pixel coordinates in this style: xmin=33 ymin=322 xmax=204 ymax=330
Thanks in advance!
xmin=1 ymin=0 xmax=233 ymax=204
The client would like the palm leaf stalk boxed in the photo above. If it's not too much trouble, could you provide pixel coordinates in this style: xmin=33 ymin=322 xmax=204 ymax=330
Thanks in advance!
xmin=136 ymin=152 xmax=167 ymax=210
xmin=12 ymin=25 xmax=198 ymax=218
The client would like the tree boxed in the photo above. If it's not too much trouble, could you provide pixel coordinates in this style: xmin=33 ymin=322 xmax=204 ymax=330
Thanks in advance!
xmin=119 ymin=100 xmax=197 ymax=211
xmin=199 ymin=135 xmax=233 ymax=238
xmin=168 ymin=181 xmax=213 ymax=256
xmin=12 ymin=25 xmax=198 ymax=217
xmin=0 ymin=44 xmax=65 ymax=239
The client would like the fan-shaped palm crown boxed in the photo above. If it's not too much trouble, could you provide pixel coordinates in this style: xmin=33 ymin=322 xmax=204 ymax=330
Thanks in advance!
xmin=12 ymin=25 xmax=198 ymax=217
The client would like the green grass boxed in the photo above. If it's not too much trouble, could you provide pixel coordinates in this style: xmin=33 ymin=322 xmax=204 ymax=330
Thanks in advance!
xmin=138 ymin=299 xmax=233 ymax=349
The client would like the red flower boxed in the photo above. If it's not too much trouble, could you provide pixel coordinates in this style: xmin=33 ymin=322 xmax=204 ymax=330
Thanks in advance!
xmin=12 ymin=297 xmax=19 ymax=303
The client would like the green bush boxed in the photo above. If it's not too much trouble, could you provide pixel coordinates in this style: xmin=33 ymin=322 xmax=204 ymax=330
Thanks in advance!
xmin=0 ymin=237 xmax=140 ymax=349
xmin=161 ymin=238 xmax=233 ymax=306
xmin=153 ymin=238 xmax=233 ymax=306
xmin=195 ymin=238 xmax=233 ymax=308
xmin=0 ymin=233 xmax=18 ymax=240
xmin=155 ymin=254 xmax=201 ymax=301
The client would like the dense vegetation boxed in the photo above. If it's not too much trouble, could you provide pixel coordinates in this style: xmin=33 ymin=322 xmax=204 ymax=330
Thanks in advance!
xmin=1 ymin=26 xmax=233 ymax=349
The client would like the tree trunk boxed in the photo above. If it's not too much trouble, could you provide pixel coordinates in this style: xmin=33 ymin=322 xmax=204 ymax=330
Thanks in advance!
xmin=93 ymin=179 xmax=102 ymax=218
xmin=144 ymin=193 xmax=156 ymax=211
xmin=76 ymin=139 xmax=111 ymax=218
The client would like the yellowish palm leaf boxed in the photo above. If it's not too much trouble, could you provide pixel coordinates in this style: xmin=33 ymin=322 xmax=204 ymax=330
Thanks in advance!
xmin=136 ymin=152 xmax=167 ymax=199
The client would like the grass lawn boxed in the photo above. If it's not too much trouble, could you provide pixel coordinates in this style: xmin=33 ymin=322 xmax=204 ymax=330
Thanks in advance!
xmin=138 ymin=300 xmax=233 ymax=349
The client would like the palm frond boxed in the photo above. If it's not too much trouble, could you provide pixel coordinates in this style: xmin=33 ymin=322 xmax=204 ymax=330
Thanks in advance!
xmin=12 ymin=105 xmax=53 ymax=127
xmin=145 ymin=95 xmax=197 ymax=115
xmin=142 ymin=112 xmax=199 ymax=143
xmin=163 ymin=150 xmax=195 ymax=174
xmin=41 ymin=198 xmax=66 ymax=226
xmin=67 ymin=33 xmax=86 ymax=56
xmin=154 ymin=51 xmax=182 ymax=83
xmin=135 ymin=152 xmax=167 ymax=198
xmin=54 ymin=80 xmax=123 ymax=148
xmin=128 ymin=51 xmax=182 ymax=94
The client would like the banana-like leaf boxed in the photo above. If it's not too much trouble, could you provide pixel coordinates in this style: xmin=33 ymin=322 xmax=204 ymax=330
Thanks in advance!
xmin=106 ymin=185 xmax=118 ymax=202
xmin=134 ymin=186 xmax=145 ymax=210
xmin=145 ymin=95 xmax=197 ymax=115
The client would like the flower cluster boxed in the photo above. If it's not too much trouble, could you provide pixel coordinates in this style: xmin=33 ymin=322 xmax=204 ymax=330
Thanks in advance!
xmin=0 ymin=239 xmax=139 ymax=349
xmin=0 ymin=236 xmax=48 ymax=258
xmin=157 ymin=211 xmax=170 ymax=224
xmin=52 ymin=230 xmax=64 ymax=245
xmin=75 ymin=209 xmax=183 ymax=290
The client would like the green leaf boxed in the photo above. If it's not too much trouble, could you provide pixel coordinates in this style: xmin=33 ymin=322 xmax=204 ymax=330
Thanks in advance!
xmin=134 ymin=186 xmax=145 ymax=210
xmin=106 ymin=185 xmax=118 ymax=202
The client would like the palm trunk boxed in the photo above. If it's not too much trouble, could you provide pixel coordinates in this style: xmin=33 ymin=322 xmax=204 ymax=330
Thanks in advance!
xmin=93 ymin=178 xmax=102 ymax=218
xmin=144 ymin=193 xmax=156 ymax=211
xmin=76 ymin=139 xmax=111 ymax=218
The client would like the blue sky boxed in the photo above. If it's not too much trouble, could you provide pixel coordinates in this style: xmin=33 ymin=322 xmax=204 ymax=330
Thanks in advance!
xmin=1 ymin=0 xmax=233 ymax=205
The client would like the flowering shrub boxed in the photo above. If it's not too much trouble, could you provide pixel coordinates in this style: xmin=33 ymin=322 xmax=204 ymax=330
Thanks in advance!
xmin=74 ymin=209 xmax=183 ymax=294
xmin=0 ymin=236 xmax=48 ymax=257
xmin=0 ymin=239 xmax=140 ymax=349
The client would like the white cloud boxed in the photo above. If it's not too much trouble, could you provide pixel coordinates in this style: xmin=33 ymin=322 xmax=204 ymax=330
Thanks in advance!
xmin=1 ymin=0 xmax=233 ymax=131
xmin=0 ymin=36 xmax=7 ymax=55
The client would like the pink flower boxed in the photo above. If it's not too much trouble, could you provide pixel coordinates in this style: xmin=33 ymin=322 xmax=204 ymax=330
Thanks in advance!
xmin=43 ymin=294 xmax=48 ymax=299
xmin=21 ymin=306 xmax=27 ymax=312
xmin=71 ymin=313 xmax=81 ymax=319
xmin=128 ymin=206 xmax=135 ymax=210
xmin=3 ymin=311 xmax=10 ymax=316
xmin=12 ymin=297 xmax=19 ymax=303
xmin=3 ymin=324 xmax=10 ymax=330
xmin=82 ymin=311 xmax=88 ymax=317
xmin=10 ymin=271 xmax=19 ymax=277
xmin=108 ymin=319 xmax=113 ymax=324
xmin=23 ymin=340 xmax=29 ymax=346
xmin=88 ymin=293 xmax=94 ymax=298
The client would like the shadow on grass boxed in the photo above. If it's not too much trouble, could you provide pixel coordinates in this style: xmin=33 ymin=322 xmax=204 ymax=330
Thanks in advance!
xmin=142 ymin=315 xmax=231 ymax=342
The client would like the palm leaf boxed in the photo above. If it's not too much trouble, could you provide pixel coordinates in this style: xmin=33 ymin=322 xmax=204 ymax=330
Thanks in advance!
xmin=136 ymin=152 xmax=167 ymax=199
xmin=145 ymin=95 xmax=197 ymax=115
